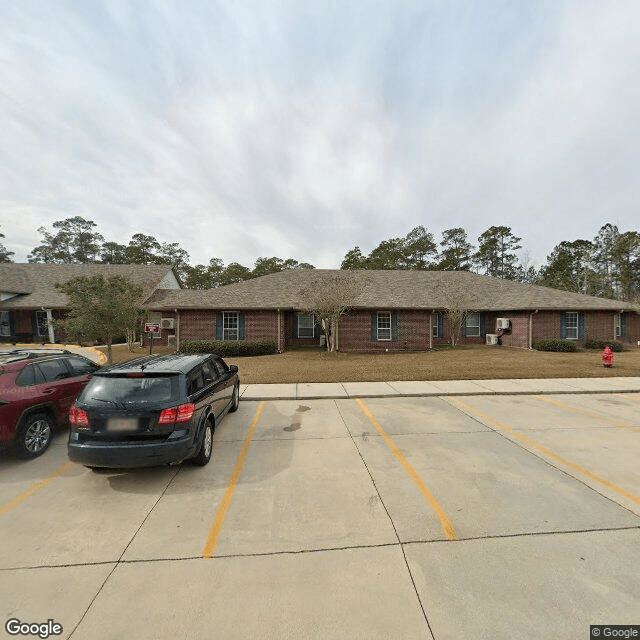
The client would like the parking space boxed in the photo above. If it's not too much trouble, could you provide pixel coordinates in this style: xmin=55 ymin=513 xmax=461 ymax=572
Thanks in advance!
xmin=1 ymin=392 xmax=639 ymax=639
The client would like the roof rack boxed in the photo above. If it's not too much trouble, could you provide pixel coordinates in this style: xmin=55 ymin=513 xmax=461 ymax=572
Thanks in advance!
xmin=0 ymin=348 xmax=72 ymax=362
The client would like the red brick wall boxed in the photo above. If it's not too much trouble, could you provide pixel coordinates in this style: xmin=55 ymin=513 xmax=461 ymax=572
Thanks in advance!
xmin=585 ymin=311 xmax=616 ymax=343
xmin=627 ymin=313 xmax=640 ymax=345
xmin=244 ymin=310 xmax=279 ymax=342
xmin=491 ymin=313 xmax=529 ymax=348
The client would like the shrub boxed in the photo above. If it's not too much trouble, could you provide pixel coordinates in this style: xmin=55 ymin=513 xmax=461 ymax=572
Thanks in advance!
xmin=533 ymin=338 xmax=579 ymax=352
xmin=178 ymin=339 xmax=278 ymax=357
xmin=584 ymin=338 xmax=625 ymax=352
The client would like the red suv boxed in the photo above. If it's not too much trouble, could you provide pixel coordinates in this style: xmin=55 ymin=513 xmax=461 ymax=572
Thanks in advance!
xmin=0 ymin=349 xmax=100 ymax=458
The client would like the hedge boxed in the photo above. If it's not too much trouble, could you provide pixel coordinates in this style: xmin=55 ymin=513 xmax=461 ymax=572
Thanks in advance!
xmin=585 ymin=338 xmax=625 ymax=352
xmin=533 ymin=338 xmax=579 ymax=352
xmin=178 ymin=339 xmax=278 ymax=357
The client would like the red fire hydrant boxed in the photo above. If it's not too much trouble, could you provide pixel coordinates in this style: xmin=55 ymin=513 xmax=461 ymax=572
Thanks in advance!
xmin=602 ymin=346 xmax=613 ymax=368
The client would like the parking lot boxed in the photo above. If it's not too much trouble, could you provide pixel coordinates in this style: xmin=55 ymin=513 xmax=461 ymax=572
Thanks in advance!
xmin=1 ymin=389 xmax=639 ymax=639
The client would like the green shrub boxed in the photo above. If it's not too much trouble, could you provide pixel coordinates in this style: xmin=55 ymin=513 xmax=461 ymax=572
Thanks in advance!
xmin=533 ymin=338 xmax=579 ymax=352
xmin=584 ymin=338 xmax=625 ymax=352
xmin=178 ymin=339 xmax=278 ymax=357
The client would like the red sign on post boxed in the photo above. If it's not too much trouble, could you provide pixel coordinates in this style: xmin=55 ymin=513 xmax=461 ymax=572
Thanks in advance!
xmin=144 ymin=323 xmax=161 ymax=334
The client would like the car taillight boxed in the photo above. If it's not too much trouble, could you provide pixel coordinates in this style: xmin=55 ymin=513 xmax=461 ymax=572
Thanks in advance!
xmin=69 ymin=405 xmax=90 ymax=428
xmin=158 ymin=403 xmax=196 ymax=425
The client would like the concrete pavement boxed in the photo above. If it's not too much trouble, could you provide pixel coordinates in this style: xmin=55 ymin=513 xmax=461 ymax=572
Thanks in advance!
xmin=240 ymin=376 xmax=640 ymax=400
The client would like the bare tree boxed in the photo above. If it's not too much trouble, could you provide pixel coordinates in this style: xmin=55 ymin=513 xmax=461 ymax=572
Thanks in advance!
xmin=299 ymin=274 xmax=366 ymax=352
xmin=442 ymin=290 xmax=475 ymax=347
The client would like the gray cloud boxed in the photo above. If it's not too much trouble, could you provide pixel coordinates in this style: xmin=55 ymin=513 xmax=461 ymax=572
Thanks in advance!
xmin=1 ymin=0 xmax=638 ymax=268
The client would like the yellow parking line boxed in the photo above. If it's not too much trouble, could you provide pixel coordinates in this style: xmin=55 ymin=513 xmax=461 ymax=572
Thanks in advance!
xmin=535 ymin=395 xmax=640 ymax=432
xmin=0 ymin=461 xmax=75 ymax=516
xmin=202 ymin=401 xmax=265 ymax=558
xmin=446 ymin=397 xmax=640 ymax=507
xmin=355 ymin=398 xmax=457 ymax=541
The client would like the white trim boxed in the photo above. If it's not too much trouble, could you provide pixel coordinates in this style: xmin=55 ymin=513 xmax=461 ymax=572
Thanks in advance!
xmin=377 ymin=311 xmax=392 ymax=341
xmin=565 ymin=311 xmax=579 ymax=340
xmin=222 ymin=311 xmax=240 ymax=341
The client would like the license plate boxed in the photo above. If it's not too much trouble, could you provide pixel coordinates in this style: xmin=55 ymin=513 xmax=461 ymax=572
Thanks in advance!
xmin=106 ymin=418 xmax=138 ymax=432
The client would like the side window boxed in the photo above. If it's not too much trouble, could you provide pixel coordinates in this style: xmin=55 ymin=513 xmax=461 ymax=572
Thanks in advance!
xmin=65 ymin=356 xmax=98 ymax=376
xmin=16 ymin=364 xmax=46 ymax=387
xmin=212 ymin=358 xmax=228 ymax=377
xmin=187 ymin=368 xmax=205 ymax=396
xmin=37 ymin=358 xmax=71 ymax=382
xmin=201 ymin=361 xmax=217 ymax=385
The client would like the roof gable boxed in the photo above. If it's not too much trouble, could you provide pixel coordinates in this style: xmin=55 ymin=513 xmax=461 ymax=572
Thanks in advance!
xmin=0 ymin=263 xmax=181 ymax=309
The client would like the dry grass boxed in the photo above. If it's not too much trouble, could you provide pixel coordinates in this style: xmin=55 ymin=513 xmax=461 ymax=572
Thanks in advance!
xmin=102 ymin=344 xmax=640 ymax=384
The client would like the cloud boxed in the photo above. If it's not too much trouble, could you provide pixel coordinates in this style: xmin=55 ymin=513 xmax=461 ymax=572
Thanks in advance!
xmin=0 ymin=0 xmax=638 ymax=269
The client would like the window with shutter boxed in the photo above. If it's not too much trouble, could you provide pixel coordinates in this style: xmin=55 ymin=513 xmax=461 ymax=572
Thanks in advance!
xmin=565 ymin=312 xmax=579 ymax=339
xmin=377 ymin=312 xmax=392 ymax=341
xmin=222 ymin=311 xmax=239 ymax=341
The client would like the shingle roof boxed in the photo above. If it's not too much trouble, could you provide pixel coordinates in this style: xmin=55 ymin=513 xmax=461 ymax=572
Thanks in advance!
xmin=144 ymin=269 xmax=639 ymax=312
xmin=0 ymin=264 xmax=178 ymax=309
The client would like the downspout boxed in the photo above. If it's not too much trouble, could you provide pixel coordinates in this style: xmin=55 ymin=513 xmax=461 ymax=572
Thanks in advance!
xmin=529 ymin=310 xmax=538 ymax=350
xmin=277 ymin=308 xmax=281 ymax=353
xmin=174 ymin=309 xmax=180 ymax=351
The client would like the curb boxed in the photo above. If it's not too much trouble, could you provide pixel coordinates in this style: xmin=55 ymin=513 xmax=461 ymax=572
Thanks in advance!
xmin=240 ymin=387 xmax=640 ymax=402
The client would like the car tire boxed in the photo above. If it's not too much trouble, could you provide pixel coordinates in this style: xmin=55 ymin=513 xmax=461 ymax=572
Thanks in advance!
xmin=229 ymin=384 xmax=240 ymax=413
xmin=191 ymin=421 xmax=213 ymax=466
xmin=15 ymin=413 xmax=53 ymax=459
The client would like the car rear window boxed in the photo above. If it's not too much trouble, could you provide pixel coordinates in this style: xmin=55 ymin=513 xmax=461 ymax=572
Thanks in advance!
xmin=85 ymin=374 xmax=179 ymax=404
xmin=66 ymin=356 xmax=98 ymax=376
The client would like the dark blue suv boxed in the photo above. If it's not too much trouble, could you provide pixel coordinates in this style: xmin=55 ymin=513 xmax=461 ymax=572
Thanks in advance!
xmin=68 ymin=354 xmax=240 ymax=469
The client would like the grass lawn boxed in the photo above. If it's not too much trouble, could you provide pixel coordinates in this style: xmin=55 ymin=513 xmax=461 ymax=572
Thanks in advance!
xmin=102 ymin=344 xmax=640 ymax=384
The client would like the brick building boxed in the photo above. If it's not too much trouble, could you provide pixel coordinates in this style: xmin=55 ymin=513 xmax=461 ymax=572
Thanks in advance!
xmin=2 ymin=265 xmax=637 ymax=351
xmin=144 ymin=270 xmax=640 ymax=351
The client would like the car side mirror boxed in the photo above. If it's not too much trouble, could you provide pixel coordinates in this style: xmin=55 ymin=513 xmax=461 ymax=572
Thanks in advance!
xmin=229 ymin=365 xmax=238 ymax=373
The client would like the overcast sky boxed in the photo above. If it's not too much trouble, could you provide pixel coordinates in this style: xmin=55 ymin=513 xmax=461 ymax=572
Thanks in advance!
xmin=1 ymin=1 xmax=639 ymax=269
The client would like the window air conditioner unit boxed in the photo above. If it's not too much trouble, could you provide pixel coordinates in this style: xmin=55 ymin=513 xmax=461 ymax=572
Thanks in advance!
xmin=486 ymin=334 xmax=499 ymax=345
xmin=160 ymin=318 xmax=175 ymax=330
xmin=496 ymin=318 xmax=511 ymax=330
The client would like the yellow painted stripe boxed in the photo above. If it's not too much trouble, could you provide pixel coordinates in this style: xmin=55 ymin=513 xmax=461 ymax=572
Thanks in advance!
xmin=355 ymin=398 xmax=457 ymax=541
xmin=202 ymin=401 xmax=265 ymax=558
xmin=446 ymin=397 xmax=640 ymax=507
xmin=0 ymin=461 xmax=75 ymax=516
xmin=535 ymin=395 xmax=640 ymax=432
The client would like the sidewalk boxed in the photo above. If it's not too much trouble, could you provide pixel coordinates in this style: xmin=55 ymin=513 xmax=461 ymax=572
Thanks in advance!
xmin=239 ymin=377 xmax=640 ymax=400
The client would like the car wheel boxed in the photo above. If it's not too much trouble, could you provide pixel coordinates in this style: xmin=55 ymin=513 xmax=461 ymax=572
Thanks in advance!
xmin=191 ymin=421 xmax=213 ymax=466
xmin=15 ymin=413 xmax=53 ymax=459
xmin=229 ymin=384 xmax=240 ymax=413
